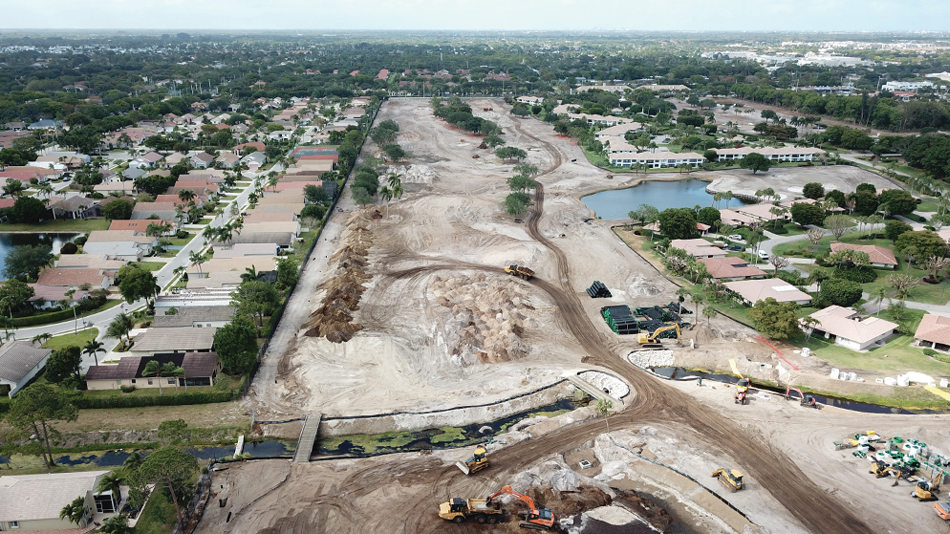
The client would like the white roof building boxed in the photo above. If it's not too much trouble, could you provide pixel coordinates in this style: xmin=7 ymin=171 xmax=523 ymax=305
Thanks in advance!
xmin=802 ymin=305 xmax=896 ymax=351
xmin=725 ymin=279 xmax=812 ymax=305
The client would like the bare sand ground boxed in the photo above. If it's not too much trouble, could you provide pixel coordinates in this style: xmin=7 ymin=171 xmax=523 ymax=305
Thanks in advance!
xmin=227 ymin=98 xmax=950 ymax=534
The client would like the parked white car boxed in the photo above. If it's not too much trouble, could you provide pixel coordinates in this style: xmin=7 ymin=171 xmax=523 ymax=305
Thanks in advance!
xmin=758 ymin=250 xmax=770 ymax=261
xmin=728 ymin=234 xmax=744 ymax=241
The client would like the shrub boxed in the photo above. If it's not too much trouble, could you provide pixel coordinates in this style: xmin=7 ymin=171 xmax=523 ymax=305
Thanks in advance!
xmin=13 ymin=308 xmax=74 ymax=327
xmin=60 ymin=242 xmax=79 ymax=255
xmin=68 ymin=388 xmax=239 ymax=409
xmin=769 ymin=225 xmax=788 ymax=235
xmin=832 ymin=265 xmax=878 ymax=283
xmin=120 ymin=385 xmax=136 ymax=393
xmin=818 ymin=278 xmax=863 ymax=307
xmin=923 ymin=348 xmax=938 ymax=356
xmin=175 ymin=230 xmax=189 ymax=239
xmin=932 ymin=353 xmax=950 ymax=364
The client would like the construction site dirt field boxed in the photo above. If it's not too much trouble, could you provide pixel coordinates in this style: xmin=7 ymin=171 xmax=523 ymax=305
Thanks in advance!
xmin=230 ymin=98 xmax=950 ymax=534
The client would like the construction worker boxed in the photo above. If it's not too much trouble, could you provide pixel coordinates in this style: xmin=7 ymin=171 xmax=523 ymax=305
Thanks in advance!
xmin=697 ymin=377 xmax=703 ymax=387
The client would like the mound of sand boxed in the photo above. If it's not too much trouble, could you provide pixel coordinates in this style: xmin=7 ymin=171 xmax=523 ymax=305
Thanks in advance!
xmin=429 ymin=273 xmax=535 ymax=365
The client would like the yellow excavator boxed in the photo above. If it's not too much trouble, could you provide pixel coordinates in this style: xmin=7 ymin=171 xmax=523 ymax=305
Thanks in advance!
xmin=870 ymin=461 xmax=904 ymax=485
xmin=455 ymin=445 xmax=488 ymax=475
xmin=913 ymin=473 xmax=941 ymax=501
xmin=712 ymin=468 xmax=744 ymax=492
xmin=637 ymin=323 xmax=681 ymax=347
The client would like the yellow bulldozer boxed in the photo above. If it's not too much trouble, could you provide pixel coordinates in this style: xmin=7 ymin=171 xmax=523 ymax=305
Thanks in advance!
xmin=712 ymin=468 xmax=744 ymax=493
xmin=455 ymin=445 xmax=488 ymax=475
xmin=637 ymin=323 xmax=681 ymax=348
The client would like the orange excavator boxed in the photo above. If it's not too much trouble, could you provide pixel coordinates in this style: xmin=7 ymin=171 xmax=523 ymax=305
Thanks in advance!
xmin=486 ymin=485 xmax=555 ymax=530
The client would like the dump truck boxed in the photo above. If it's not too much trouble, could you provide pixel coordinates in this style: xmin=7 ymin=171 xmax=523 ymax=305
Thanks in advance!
xmin=455 ymin=445 xmax=488 ymax=475
xmin=712 ymin=468 xmax=744 ymax=492
xmin=438 ymin=497 xmax=505 ymax=524
xmin=505 ymin=264 xmax=535 ymax=280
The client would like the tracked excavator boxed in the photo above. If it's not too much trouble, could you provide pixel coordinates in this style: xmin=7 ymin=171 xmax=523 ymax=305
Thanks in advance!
xmin=636 ymin=323 xmax=681 ymax=348
xmin=455 ymin=445 xmax=488 ymax=475
xmin=486 ymin=485 xmax=555 ymax=530
xmin=869 ymin=461 xmax=905 ymax=485
xmin=913 ymin=473 xmax=941 ymax=501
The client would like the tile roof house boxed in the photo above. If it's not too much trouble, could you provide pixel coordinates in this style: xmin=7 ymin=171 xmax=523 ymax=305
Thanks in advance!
xmin=130 ymin=201 xmax=179 ymax=221
xmin=670 ymin=238 xmax=728 ymax=259
xmin=152 ymin=306 xmax=235 ymax=328
xmin=724 ymin=279 xmax=812 ymax=305
xmin=243 ymin=212 xmax=296 ymax=224
xmin=0 ymin=341 xmax=52 ymax=398
xmin=698 ymin=257 xmax=767 ymax=280
xmin=130 ymin=151 xmax=164 ymax=168
xmin=129 ymin=327 xmax=218 ymax=357
xmin=36 ymin=268 xmax=112 ymax=289
xmin=49 ymin=196 xmax=99 ymax=220
xmin=108 ymin=219 xmax=177 ymax=234
xmin=85 ymin=352 xmax=223 ymax=390
xmin=83 ymin=230 xmax=158 ymax=261
xmin=829 ymin=243 xmax=898 ymax=269
xmin=191 ymin=152 xmax=215 ymax=169
xmin=914 ymin=314 xmax=950 ymax=352
xmin=28 ymin=283 xmax=89 ymax=309
xmin=217 ymin=152 xmax=240 ymax=169
xmin=0 ymin=470 xmax=118 ymax=530
xmin=55 ymin=254 xmax=128 ymax=271
xmin=188 ymin=256 xmax=277 ymax=278
xmin=242 ymin=152 xmax=267 ymax=170
xmin=802 ymin=306 xmax=897 ymax=351
xmin=212 ymin=243 xmax=280 ymax=259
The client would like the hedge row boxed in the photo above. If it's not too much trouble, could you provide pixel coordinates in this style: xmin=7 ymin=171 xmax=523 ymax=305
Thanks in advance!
xmin=67 ymin=389 xmax=238 ymax=409
xmin=13 ymin=308 xmax=75 ymax=327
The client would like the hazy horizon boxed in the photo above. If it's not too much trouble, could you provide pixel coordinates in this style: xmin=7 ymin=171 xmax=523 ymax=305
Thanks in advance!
xmin=3 ymin=0 xmax=949 ymax=33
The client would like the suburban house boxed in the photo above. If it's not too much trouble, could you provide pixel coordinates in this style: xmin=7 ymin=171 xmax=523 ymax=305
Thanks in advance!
xmin=28 ymin=283 xmax=89 ymax=309
xmin=130 ymin=151 xmax=164 ymax=168
xmin=669 ymin=238 xmax=728 ymax=259
xmin=108 ymin=219 xmax=178 ymax=234
xmin=94 ymin=181 xmax=138 ymax=195
xmin=130 ymin=201 xmax=180 ymax=221
xmin=516 ymin=95 xmax=544 ymax=106
xmin=85 ymin=352 xmax=223 ymax=390
xmin=163 ymin=152 xmax=189 ymax=167
xmin=725 ymin=279 xmax=812 ymax=305
xmin=217 ymin=152 xmax=241 ymax=169
xmin=83 ymin=230 xmax=159 ymax=261
xmin=234 ymin=141 xmax=266 ymax=155
xmin=0 ymin=341 xmax=52 ymax=398
xmin=0 ymin=470 xmax=120 ymax=530
xmin=718 ymin=208 xmax=760 ymax=227
xmin=212 ymin=242 xmax=280 ymax=259
xmin=698 ymin=257 xmax=767 ymax=280
xmin=55 ymin=254 xmax=128 ymax=271
xmin=734 ymin=202 xmax=792 ymax=223
xmin=801 ymin=305 xmax=897 ymax=351
xmin=914 ymin=314 xmax=950 ymax=352
xmin=152 ymin=306 xmax=236 ymax=328
xmin=129 ymin=327 xmax=218 ymax=356
xmin=829 ymin=243 xmax=898 ymax=269
xmin=242 ymin=151 xmax=267 ymax=170
xmin=191 ymin=152 xmax=215 ymax=169
xmin=645 ymin=221 xmax=710 ymax=236
xmin=186 ymin=270 xmax=244 ymax=289
xmin=119 ymin=166 xmax=147 ymax=181
xmin=608 ymin=151 xmax=705 ymax=169
xmin=168 ymin=181 xmax=220 ymax=199
xmin=188 ymin=256 xmax=278 ymax=279
xmin=243 ymin=212 xmax=297 ymax=224
xmin=36 ymin=268 xmax=113 ymax=289
xmin=715 ymin=146 xmax=825 ymax=163
xmin=594 ymin=122 xmax=644 ymax=141
xmin=49 ymin=196 xmax=99 ymax=220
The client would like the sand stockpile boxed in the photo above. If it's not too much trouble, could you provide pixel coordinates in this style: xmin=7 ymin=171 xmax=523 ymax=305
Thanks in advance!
xmin=388 ymin=163 xmax=438 ymax=185
xmin=429 ymin=273 xmax=537 ymax=366
xmin=302 ymin=220 xmax=374 ymax=342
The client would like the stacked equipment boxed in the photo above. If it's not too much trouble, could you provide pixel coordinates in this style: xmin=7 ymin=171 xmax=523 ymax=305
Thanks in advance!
xmin=602 ymin=306 xmax=638 ymax=335
xmin=587 ymin=281 xmax=612 ymax=298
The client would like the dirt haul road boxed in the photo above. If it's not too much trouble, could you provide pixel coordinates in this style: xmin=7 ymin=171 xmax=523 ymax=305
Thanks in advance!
xmin=235 ymin=98 xmax=937 ymax=533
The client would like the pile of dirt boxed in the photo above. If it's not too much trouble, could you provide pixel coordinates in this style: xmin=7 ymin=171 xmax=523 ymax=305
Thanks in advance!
xmin=301 ymin=221 xmax=374 ymax=342
xmin=429 ymin=273 xmax=534 ymax=365
xmin=690 ymin=323 xmax=721 ymax=347
xmin=522 ymin=485 xmax=612 ymax=521
xmin=614 ymin=490 xmax=676 ymax=533
xmin=388 ymin=164 xmax=438 ymax=184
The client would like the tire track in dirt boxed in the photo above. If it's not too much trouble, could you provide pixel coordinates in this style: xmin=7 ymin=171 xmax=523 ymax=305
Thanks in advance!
xmin=503 ymin=112 xmax=871 ymax=534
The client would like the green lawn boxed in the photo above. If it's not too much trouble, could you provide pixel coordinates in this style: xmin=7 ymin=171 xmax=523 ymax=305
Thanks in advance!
xmin=195 ymin=218 xmax=214 ymax=226
xmin=42 ymin=328 xmax=98 ymax=351
xmin=800 ymin=333 xmax=950 ymax=381
xmin=221 ymin=194 xmax=238 ymax=201
xmin=0 ymin=219 xmax=110 ymax=232
xmin=132 ymin=487 xmax=176 ymax=534
xmin=166 ymin=235 xmax=196 ymax=247
xmin=793 ymin=261 xmax=950 ymax=305
xmin=767 ymin=222 xmax=805 ymax=237
xmin=916 ymin=200 xmax=940 ymax=213
xmin=135 ymin=262 xmax=166 ymax=272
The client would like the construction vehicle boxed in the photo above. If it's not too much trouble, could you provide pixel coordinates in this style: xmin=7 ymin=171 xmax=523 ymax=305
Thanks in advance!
xmin=934 ymin=497 xmax=950 ymax=520
xmin=486 ymin=485 xmax=554 ymax=530
xmin=784 ymin=386 xmax=820 ymax=409
xmin=735 ymin=378 xmax=750 ymax=405
xmin=438 ymin=497 xmax=505 ymax=524
xmin=636 ymin=323 xmax=681 ymax=347
xmin=712 ymin=468 xmax=744 ymax=492
xmin=455 ymin=445 xmax=488 ymax=475
xmin=870 ymin=461 xmax=904 ymax=485
xmin=505 ymin=264 xmax=535 ymax=280
xmin=913 ymin=473 xmax=941 ymax=501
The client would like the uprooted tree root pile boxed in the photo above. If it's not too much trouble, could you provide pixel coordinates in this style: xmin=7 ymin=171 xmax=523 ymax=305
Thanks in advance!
xmin=430 ymin=273 xmax=537 ymax=365
xmin=302 ymin=220 xmax=374 ymax=343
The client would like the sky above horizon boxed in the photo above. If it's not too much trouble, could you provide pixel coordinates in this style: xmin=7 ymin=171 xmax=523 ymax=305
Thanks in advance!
xmin=3 ymin=0 xmax=949 ymax=32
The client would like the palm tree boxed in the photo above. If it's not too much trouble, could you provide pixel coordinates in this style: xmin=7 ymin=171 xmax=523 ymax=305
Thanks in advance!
xmin=871 ymin=287 xmax=890 ymax=316
xmin=31 ymin=332 xmax=52 ymax=346
xmin=97 ymin=471 xmax=123 ymax=499
xmin=83 ymin=339 xmax=105 ymax=366
xmin=178 ymin=189 xmax=196 ymax=203
xmin=189 ymin=250 xmax=205 ymax=276
xmin=142 ymin=360 xmax=166 ymax=394
xmin=595 ymin=399 xmax=613 ymax=434
xmin=59 ymin=496 xmax=87 ymax=526
xmin=107 ymin=312 xmax=134 ymax=347
xmin=702 ymin=306 xmax=717 ymax=326
xmin=379 ymin=185 xmax=393 ymax=217
xmin=121 ymin=451 xmax=144 ymax=475
xmin=241 ymin=265 xmax=259 ymax=283
xmin=391 ymin=182 xmax=404 ymax=214
xmin=99 ymin=514 xmax=130 ymax=534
